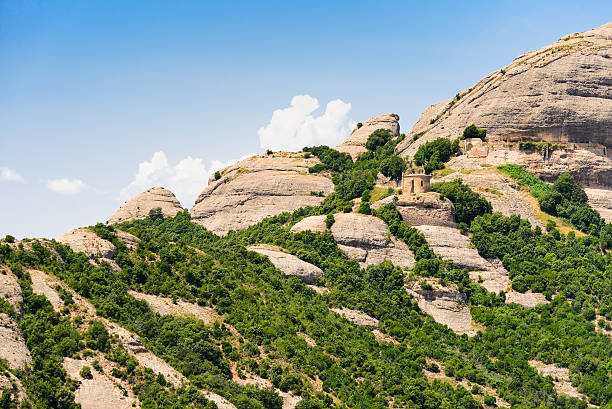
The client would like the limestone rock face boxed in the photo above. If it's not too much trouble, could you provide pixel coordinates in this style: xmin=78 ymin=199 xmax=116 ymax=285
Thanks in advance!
xmin=248 ymin=244 xmax=324 ymax=284
xmin=0 ymin=314 xmax=32 ymax=370
xmin=437 ymin=169 xmax=542 ymax=227
xmin=405 ymin=280 xmax=473 ymax=335
xmin=115 ymin=230 xmax=140 ymax=250
xmin=505 ymin=291 xmax=549 ymax=308
xmin=585 ymin=187 xmax=612 ymax=223
xmin=372 ymin=193 xmax=457 ymax=228
xmin=291 ymin=213 xmax=415 ymax=268
xmin=398 ymin=22 xmax=612 ymax=186
xmin=415 ymin=225 xmax=495 ymax=271
xmin=58 ymin=228 xmax=117 ymax=259
xmin=336 ymin=114 xmax=400 ymax=159
xmin=0 ymin=270 xmax=24 ymax=316
xmin=330 ymin=307 xmax=379 ymax=327
xmin=190 ymin=152 xmax=334 ymax=235
xmin=108 ymin=187 xmax=183 ymax=224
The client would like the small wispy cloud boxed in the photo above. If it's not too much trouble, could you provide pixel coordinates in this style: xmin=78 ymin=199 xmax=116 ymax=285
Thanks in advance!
xmin=258 ymin=94 xmax=352 ymax=151
xmin=0 ymin=167 xmax=24 ymax=182
xmin=47 ymin=178 xmax=87 ymax=194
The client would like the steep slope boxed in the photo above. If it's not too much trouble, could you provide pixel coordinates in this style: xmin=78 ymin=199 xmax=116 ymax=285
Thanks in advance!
xmin=397 ymin=22 xmax=612 ymax=186
xmin=190 ymin=152 xmax=334 ymax=235
xmin=108 ymin=187 xmax=183 ymax=224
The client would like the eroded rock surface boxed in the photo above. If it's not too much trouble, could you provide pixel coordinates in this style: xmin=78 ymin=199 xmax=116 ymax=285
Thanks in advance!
xmin=437 ymin=169 xmax=542 ymax=227
xmin=108 ymin=187 xmax=183 ymax=224
xmin=414 ymin=225 xmax=495 ymax=271
xmin=191 ymin=152 xmax=334 ymax=235
xmin=405 ymin=280 xmax=473 ymax=334
xmin=0 ymin=269 xmax=23 ymax=316
xmin=372 ymin=192 xmax=457 ymax=228
xmin=292 ymin=213 xmax=415 ymax=268
xmin=398 ymin=22 xmax=612 ymax=186
xmin=336 ymin=114 xmax=400 ymax=159
xmin=585 ymin=187 xmax=612 ymax=223
xmin=330 ymin=307 xmax=379 ymax=327
xmin=63 ymin=357 xmax=138 ymax=409
xmin=128 ymin=291 xmax=218 ymax=325
xmin=248 ymin=244 xmax=324 ymax=284
xmin=505 ymin=291 xmax=549 ymax=308
xmin=115 ymin=230 xmax=140 ymax=250
xmin=29 ymin=269 xmax=63 ymax=312
xmin=469 ymin=270 xmax=510 ymax=294
xmin=58 ymin=228 xmax=117 ymax=259
xmin=0 ymin=313 xmax=32 ymax=370
xmin=528 ymin=360 xmax=586 ymax=401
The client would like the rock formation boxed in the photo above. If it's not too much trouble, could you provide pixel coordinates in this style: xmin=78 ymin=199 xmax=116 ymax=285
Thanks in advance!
xmin=128 ymin=291 xmax=219 ymax=324
xmin=397 ymin=22 xmax=612 ymax=186
xmin=248 ymin=244 xmax=324 ymax=284
xmin=371 ymin=192 xmax=457 ymax=228
xmin=585 ymin=187 xmax=612 ymax=223
xmin=190 ymin=152 xmax=334 ymax=235
xmin=0 ymin=314 xmax=32 ymax=370
xmin=330 ymin=307 xmax=379 ymax=327
xmin=108 ymin=187 xmax=183 ymax=225
xmin=0 ymin=270 xmax=24 ymax=317
xmin=505 ymin=291 xmax=549 ymax=308
xmin=336 ymin=114 xmax=400 ymax=159
xmin=291 ymin=213 xmax=416 ymax=268
xmin=405 ymin=279 xmax=473 ymax=335
xmin=58 ymin=228 xmax=117 ymax=259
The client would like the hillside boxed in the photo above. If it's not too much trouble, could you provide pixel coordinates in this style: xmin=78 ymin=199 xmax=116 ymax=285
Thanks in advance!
xmin=1 ymin=21 xmax=611 ymax=409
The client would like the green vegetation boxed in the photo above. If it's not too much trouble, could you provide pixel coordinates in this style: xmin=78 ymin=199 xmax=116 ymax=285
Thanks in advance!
xmin=461 ymin=125 xmax=487 ymax=141
xmin=413 ymin=138 xmax=459 ymax=174
xmin=431 ymin=179 xmax=492 ymax=226
xmin=497 ymin=164 xmax=550 ymax=198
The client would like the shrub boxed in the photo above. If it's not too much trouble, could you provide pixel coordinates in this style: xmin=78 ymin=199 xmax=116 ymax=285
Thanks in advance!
xmin=148 ymin=207 xmax=164 ymax=221
xmin=80 ymin=366 xmax=93 ymax=379
xmin=356 ymin=122 xmax=363 ymax=129
xmin=266 ymin=149 xmax=273 ymax=155
xmin=431 ymin=179 xmax=492 ymax=225
xmin=365 ymin=129 xmax=393 ymax=151
xmin=86 ymin=321 xmax=110 ymax=352
xmin=484 ymin=396 xmax=496 ymax=406
xmin=325 ymin=214 xmax=335 ymax=229
xmin=4 ymin=235 xmax=15 ymax=243
xmin=380 ymin=155 xmax=406 ymax=181
xmin=214 ymin=171 xmax=221 ymax=180
xmin=461 ymin=124 xmax=487 ymax=141
xmin=413 ymin=138 xmax=458 ymax=174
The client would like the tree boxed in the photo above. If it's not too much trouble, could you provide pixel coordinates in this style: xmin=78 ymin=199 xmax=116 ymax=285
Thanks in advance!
xmin=380 ymin=155 xmax=407 ymax=181
xmin=365 ymin=129 xmax=393 ymax=151
xmin=553 ymin=172 xmax=588 ymax=203
xmin=462 ymin=124 xmax=486 ymax=140
xmin=148 ymin=207 xmax=164 ymax=221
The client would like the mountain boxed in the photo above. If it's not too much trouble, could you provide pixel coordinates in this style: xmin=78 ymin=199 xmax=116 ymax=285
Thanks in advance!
xmin=1 ymin=22 xmax=612 ymax=409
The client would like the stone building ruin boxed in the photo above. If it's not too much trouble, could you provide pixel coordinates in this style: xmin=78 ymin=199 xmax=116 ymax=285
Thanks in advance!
xmin=402 ymin=170 xmax=431 ymax=194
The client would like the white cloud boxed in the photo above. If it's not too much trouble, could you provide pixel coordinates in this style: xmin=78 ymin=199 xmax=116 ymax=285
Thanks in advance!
xmin=47 ymin=178 xmax=87 ymax=194
xmin=0 ymin=167 xmax=24 ymax=182
xmin=258 ymin=95 xmax=352 ymax=151
xmin=120 ymin=151 xmax=255 ymax=208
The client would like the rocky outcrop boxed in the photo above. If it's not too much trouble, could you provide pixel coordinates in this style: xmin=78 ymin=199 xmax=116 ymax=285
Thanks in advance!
xmin=248 ymin=244 xmax=324 ymax=284
xmin=58 ymin=228 xmax=116 ymax=259
xmin=0 ymin=372 xmax=28 ymax=403
xmin=405 ymin=280 xmax=473 ymax=335
xmin=29 ymin=269 xmax=63 ymax=312
xmin=437 ymin=169 xmax=542 ymax=227
xmin=336 ymin=114 xmax=400 ymax=159
xmin=0 ymin=313 xmax=32 ymax=370
xmin=469 ymin=270 xmax=510 ymax=294
xmin=414 ymin=225 xmax=496 ymax=271
xmin=372 ymin=193 xmax=457 ymax=227
xmin=291 ymin=213 xmax=416 ymax=268
xmin=505 ymin=291 xmax=549 ymax=308
xmin=0 ymin=270 xmax=24 ymax=316
xmin=398 ymin=22 xmax=612 ymax=186
xmin=190 ymin=152 xmax=334 ymax=235
xmin=585 ymin=187 xmax=612 ymax=223
xmin=115 ymin=230 xmax=140 ymax=250
xmin=330 ymin=307 xmax=379 ymax=327
xmin=108 ymin=187 xmax=183 ymax=224
xmin=63 ymin=357 xmax=138 ymax=409
xmin=528 ymin=360 xmax=586 ymax=400
xmin=128 ymin=291 xmax=218 ymax=325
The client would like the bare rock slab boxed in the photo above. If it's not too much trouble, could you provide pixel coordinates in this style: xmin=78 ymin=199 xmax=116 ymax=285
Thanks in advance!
xmin=29 ymin=269 xmax=63 ymax=312
xmin=58 ymin=228 xmax=116 ymax=259
xmin=405 ymin=281 xmax=473 ymax=335
xmin=330 ymin=307 xmax=379 ymax=327
xmin=108 ymin=187 xmax=183 ymax=224
xmin=505 ymin=291 xmax=549 ymax=308
xmin=190 ymin=152 xmax=334 ymax=235
xmin=528 ymin=360 xmax=587 ymax=401
xmin=585 ymin=187 xmax=612 ymax=223
xmin=415 ymin=225 xmax=495 ymax=271
xmin=248 ymin=244 xmax=324 ymax=284
xmin=0 ymin=313 xmax=32 ymax=370
xmin=128 ymin=291 xmax=218 ymax=325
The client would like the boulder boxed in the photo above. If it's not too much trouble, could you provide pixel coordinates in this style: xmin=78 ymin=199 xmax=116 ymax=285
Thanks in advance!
xmin=414 ymin=225 xmax=495 ymax=271
xmin=248 ymin=244 xmax=324 ymax=284
xmin=405 ymin=280 xmax=473 ymax=334
xmin=190 ymin=152 xmax=334 ymax=235
xmin=108 ymin=187 xmax=183 ymax=224
xmin=336 ymin=114 xmax=400 ymax=159
xmin=58 ymin=228 xmax=116 ymax=259
xmin=398 ymin=22 xmax=612 ymax=187
xmin=292 ymin=213 xmax=415 ymax=268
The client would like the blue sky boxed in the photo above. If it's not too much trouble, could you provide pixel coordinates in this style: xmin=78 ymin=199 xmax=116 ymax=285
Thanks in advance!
xmin=1 ymin=0 xmax=611 ymax=239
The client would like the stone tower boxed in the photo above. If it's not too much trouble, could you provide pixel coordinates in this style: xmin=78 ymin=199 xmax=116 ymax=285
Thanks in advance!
xmin=402 ymin=171 xmax=431 ymax=194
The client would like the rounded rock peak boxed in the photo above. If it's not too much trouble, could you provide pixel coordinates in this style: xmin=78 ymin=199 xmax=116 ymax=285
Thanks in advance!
xmin=336 ymin=113 xmax=400 ymax=159
xmin=107 ymin=186 xmax=183 ymax=224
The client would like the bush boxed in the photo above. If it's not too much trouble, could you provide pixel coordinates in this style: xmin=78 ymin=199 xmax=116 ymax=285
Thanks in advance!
xmin=4 ymin=235 xmax=15 ymax=243
xmin=325 ymin=214 xmax=335 ymax=229
xmin=80 ymin=366 xmax=93 ymax=380
xmin=431 ymin=179 xmax=492 ymax=225
xmin=356 ymin=122 xmax=363 ymax=129
xmin=483 ymin=395 xmax=496 ymax=406
xmin=413 ymin=138 xmax=457 ymax=174
xmin=148 ymin=207 xmax=164 ymax=221
xmin=86 ymin=321 xmax=110 ymax=352
xmin=266 ymin=149 xmax=273 ymax=155
xmin=214 ymin=171 xmax=221 ymax=180
xmin=365 ymin=129 xmax=393 ymax=151
xmin=380 ymin=155 xmax=406 ymax=181
xmin=462 ymin=124 xmax=486 ymax=140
